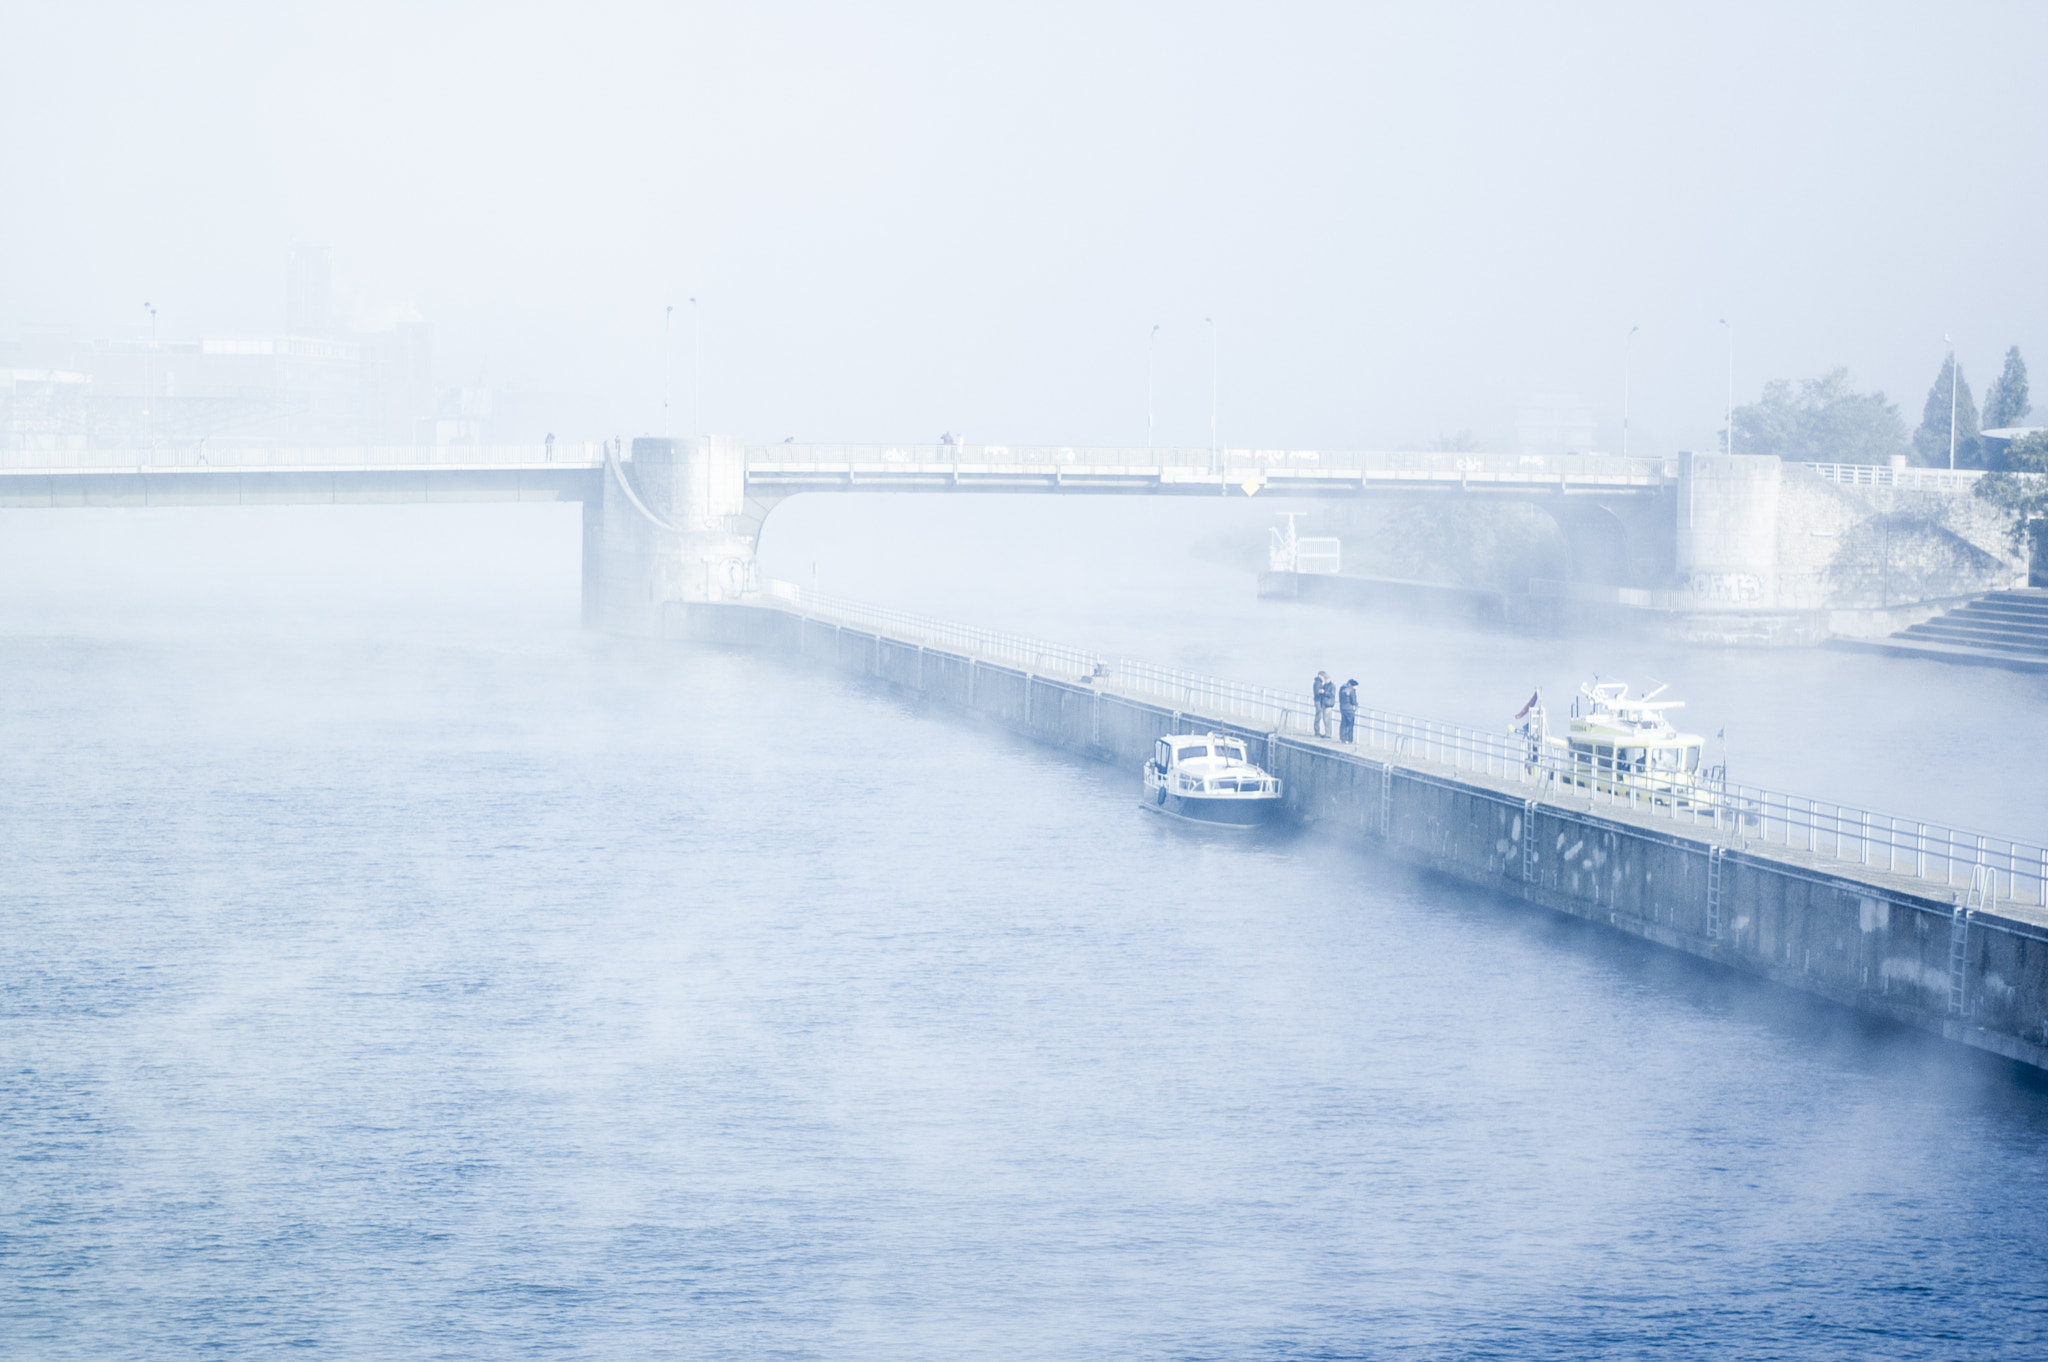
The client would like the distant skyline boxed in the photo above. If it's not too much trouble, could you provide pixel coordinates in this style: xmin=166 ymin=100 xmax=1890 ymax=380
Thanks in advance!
xmin=4 ymin=0 xmax=2043 ymax=454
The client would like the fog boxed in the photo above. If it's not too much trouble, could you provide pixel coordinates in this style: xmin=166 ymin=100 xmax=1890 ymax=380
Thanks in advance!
xmin=6 ymin=1 xmax=2047 ymax=450
xmin=8 ymin=5 xmax=2048 ymax=1358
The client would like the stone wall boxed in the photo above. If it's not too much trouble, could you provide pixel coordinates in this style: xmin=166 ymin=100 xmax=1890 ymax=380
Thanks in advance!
xmin=1675 ymin=453 xmax=2025 ymax=616
xmin=1775 ymin=467 xmax=2026 ymax=612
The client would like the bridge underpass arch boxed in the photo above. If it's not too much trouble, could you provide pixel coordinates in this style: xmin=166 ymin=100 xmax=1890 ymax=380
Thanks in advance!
xmin=1532 ymin=496 xmax=1674 ymax=588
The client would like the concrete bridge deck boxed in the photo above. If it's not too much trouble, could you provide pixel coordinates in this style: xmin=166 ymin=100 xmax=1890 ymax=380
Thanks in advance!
xmin=0 ymin=439 xmax=2024 ymax=639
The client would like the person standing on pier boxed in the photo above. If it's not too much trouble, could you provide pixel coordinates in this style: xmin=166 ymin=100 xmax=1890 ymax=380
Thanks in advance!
xmin=1339 ymin=677 xmax=1358 ymax=744
xmin=1313 ymin=671 xmax=1334 ymax=738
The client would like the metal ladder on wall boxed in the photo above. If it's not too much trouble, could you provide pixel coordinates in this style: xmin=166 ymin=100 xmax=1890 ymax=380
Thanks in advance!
xmin=1706 ymin=845 xmax=1725 ymax=942
xmin=1521 ymin=798 xmax=1538 ymax=888
xmin=1950 ymin=866 xmax=1991 ymax=1017
xmin=1379 ymin=762 xmax=1394 ymax=838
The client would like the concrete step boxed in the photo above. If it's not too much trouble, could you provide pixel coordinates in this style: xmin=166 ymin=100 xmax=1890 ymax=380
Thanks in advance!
xmin=1908 ymin=611 xmax=2048 ymax=638
xmin=1899 ymin=621 xmax=2048 ymax=654
xmin=1941 ymin=606 xmax=2048 ymax=630
xmin=1829 ymin=635 xmax=2048 ymax=673
xmin=1854 ymin=588 xmax=2048 ymax=672
xmin=1959 ymin=605 xmax=2048 ymax=629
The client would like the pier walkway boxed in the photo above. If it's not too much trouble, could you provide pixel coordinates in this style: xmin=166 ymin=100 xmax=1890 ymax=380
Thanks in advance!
xmin=691 ymin=582 xmax=2048 ymax=1072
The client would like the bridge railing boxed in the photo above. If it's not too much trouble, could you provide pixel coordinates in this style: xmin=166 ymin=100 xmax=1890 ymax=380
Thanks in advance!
xmin=748 ymin=446 xmax=1674 ymax=482
xmin=1800 ymin=462 xmax=1985 ymax=492
xmin=760 ymin=580 xmax=2047 ymax=908
xmin=0 ymin=444 xmax=601 ymax=471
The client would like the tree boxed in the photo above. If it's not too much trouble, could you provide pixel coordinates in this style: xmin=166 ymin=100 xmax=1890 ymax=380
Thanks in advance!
xmin=1914 ymin=355 xmax=1980 ymax=467
xmin=1975 ymin=430 xmax=2048 ymax=578
xmin=1728 ymin=368 xmax=1909 ymax=465
xmin=1982 ymin=345 xmax=2031 ymax=431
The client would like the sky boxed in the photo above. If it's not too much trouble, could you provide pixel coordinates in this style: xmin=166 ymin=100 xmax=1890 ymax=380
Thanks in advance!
xmin=3 ymin=0 xmax=2044 ymax=453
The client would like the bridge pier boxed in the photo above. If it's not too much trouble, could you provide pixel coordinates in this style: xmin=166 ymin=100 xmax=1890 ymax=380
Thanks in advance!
xmin=581 ymin=499 xmax=603 ymax=630
xmin=1676 ymin=452 xmax=1782 ymax=605
xmin=595 ymin=436 xmax=761 ymax=635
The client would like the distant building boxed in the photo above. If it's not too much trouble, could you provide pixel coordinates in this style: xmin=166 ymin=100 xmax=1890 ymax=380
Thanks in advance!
xmin=0 ymin=247 xmax=436 ymax=450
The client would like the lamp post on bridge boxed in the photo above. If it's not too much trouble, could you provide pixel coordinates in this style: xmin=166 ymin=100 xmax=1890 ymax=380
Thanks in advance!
xmin=691 ymin=296 xmax=700 ymax=438
xmin=1205 ymin=315 xmax=1217 ymax=471
xmin=662 ymin=304 xmax=673 ymax=438
xmin=1623 ymin=324 xmax=1638 ymax=458
xmin=142 ymin=302 xmax=157 ymax=452
xmin=1718 ymin=317 xmax=1733 ymax=455
xmin=1147 ymin=322 xmax=1159 ymax=448
xmin=1945 ymin=333 xmax=1957 ymax=471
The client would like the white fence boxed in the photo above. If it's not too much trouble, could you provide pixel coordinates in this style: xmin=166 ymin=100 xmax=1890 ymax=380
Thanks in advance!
xmin=760 ymin=580 xmax=2047 ymax=909
xmin=1295 ymin=537 xmax=1342 ymax=574
xmin=747 ymin=446 xmax=1674 ymax=484
xmin=1802 ymin=462 xmax=1985 ymax=492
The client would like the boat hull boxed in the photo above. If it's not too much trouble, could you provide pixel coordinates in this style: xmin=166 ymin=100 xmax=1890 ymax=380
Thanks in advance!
xmin=1144 ymin=790 xmax=1281 ymax=827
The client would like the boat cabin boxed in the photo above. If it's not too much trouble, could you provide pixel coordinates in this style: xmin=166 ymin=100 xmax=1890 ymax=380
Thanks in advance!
xmin=1558 ymin=681 xmax=1707 ymax=793
xmin=1151 ymin=734 xmax=1280 ymax=795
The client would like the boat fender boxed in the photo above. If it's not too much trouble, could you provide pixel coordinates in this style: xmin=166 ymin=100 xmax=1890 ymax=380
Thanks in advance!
xmin=1156 ymin=785 xmax=1168 ymax=806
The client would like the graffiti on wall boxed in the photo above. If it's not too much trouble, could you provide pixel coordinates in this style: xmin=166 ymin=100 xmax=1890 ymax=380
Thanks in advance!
xmin=1689 ymin=572 xmax=1766 ymax=603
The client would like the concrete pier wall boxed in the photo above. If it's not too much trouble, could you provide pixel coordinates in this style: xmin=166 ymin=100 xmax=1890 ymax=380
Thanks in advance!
xmin=595 ymin=437 xmax=757 ymax=635
xmin=680 ymin=599 xmax=2048 ymax=1073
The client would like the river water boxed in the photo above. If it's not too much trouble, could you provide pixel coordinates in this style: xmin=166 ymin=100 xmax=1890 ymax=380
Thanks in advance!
xmin=4 ymin=502 xmax=2048 ymax=1359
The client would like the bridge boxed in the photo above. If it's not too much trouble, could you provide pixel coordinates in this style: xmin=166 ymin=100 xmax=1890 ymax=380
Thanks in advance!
xmin=0 ymin=438 xmax=2025 ymax=637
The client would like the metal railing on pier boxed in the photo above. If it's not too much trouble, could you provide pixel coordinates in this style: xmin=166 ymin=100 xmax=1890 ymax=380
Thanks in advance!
xmin=758 ymin=580 xmax=2048 ymax=909
xmin=1336 ymin=707 xmax=2048 ymax=911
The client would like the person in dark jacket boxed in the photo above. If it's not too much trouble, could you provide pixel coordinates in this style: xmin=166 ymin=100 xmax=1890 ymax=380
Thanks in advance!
xmin=1312 ymin=671 xmax=1333 ymax=737
xmin=1338 ymin=677 xmax=1359 ymax=743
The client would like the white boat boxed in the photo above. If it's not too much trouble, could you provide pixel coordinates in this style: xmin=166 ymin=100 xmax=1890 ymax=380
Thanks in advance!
xmin=1512 ymin=680 xmax=1718 ymax=805
xmin=1143 ymin=732 xmax=1284 ymax=827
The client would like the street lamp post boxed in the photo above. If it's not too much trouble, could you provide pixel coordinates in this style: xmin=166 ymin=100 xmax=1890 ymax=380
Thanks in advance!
xmin=142 ymin=302 xmax=157 ymax=452
xmin=1205 ymin=316 xmax=1217 ymax=469
xmin=1624 ymin=324 xmax=1638 ymax=458
xmin=691 ymin=296 xmax=700 ymax=438
xmin=1147 ymin=323 xmax=1159 ymax=447
xmin=1945 ymin=334 xmax=1957 ymax=471
xmin=1718 ymin=318 xmax=1733 ymax=455
xmin=662 ymin=304 xmax=674 ymax=438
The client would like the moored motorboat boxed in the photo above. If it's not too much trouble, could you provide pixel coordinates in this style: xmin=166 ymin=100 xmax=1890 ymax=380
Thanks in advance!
xmin=1142 ymin=732 xmax=1284 ymax=827
xmin=1511 ymin=680 xmax=1718 ymax=805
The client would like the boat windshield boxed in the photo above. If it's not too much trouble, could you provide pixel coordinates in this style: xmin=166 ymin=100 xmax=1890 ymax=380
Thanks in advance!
xmin=1219 ymin=745 xmax=1246 ymax=762
xmin=1179 ymin=744 xmax=1210 ymax=759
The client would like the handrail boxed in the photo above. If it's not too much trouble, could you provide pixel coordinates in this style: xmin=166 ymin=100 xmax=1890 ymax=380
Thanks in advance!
xmin=744 ymin=445 xmax=1675 ymax=483
xmin=1801 ymin=462 xmax=1985 ymax=492
xmin=759 ymin=579 xmax=2047 ymax=908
